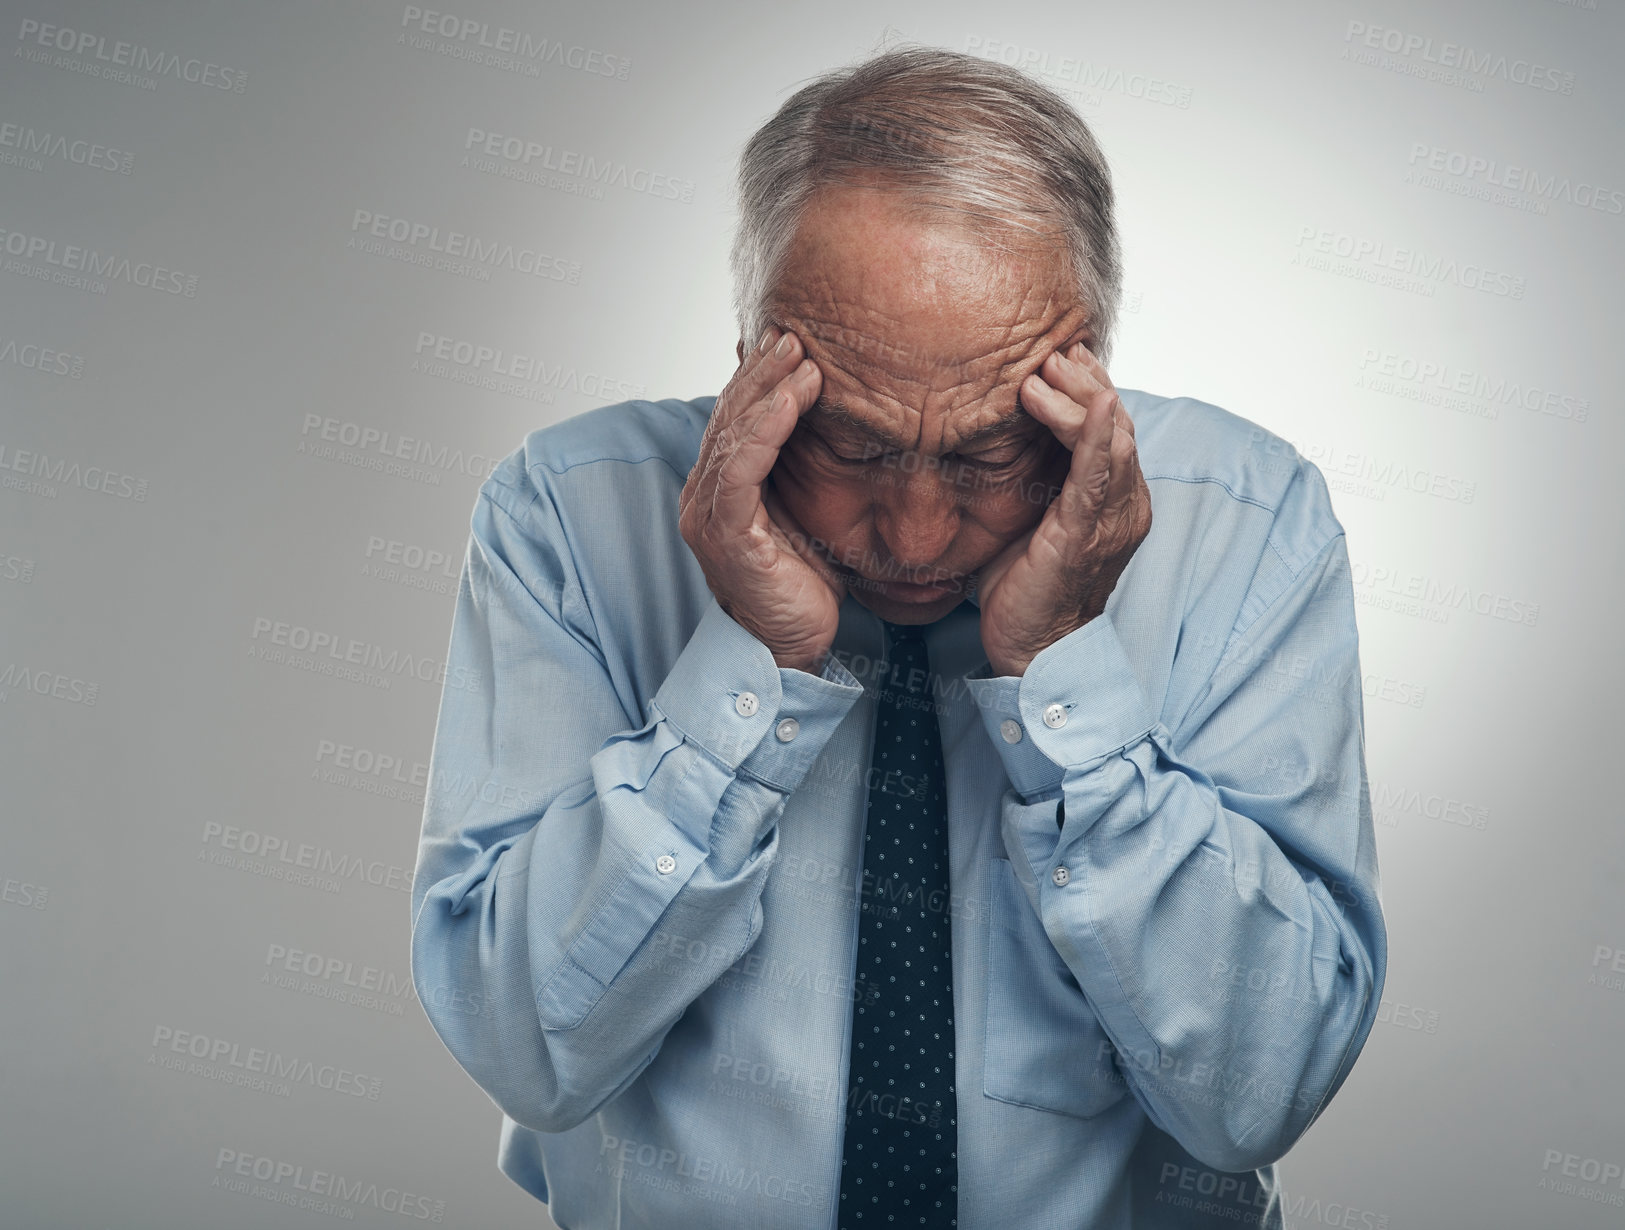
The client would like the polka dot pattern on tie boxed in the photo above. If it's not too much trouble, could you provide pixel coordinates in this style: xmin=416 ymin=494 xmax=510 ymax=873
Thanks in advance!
xmin=838 ymin=620 xmax=958 ymax=1228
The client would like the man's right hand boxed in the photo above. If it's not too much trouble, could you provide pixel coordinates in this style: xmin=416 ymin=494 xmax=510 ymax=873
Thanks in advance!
xmin=678 ymin=326 xmax=845 ymax=674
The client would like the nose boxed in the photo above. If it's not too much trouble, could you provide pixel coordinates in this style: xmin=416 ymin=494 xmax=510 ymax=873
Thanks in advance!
xmin=872 ymin=464 xmax=960 ymax=576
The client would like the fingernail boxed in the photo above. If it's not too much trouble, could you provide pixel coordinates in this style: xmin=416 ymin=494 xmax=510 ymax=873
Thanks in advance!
xmin=774 ymin=333 xmax=795 ymax=358
xmin=758 ymin=328 xmax=775 ymax=353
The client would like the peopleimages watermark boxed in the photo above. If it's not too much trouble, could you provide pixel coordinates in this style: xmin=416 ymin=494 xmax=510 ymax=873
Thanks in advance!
xmin=1248 ymin=428 xmax=1478 ymax=505
xmin=13 ymin=17 xmax=247 ymax=93
xmin=0 ymin=441 xmax=148 ymax=501
xmin=149 ymin=1025 xmax=381 ymax=1100
xmin=1155 ymin=1164 xmax=1392 ymax=1229
xmin=1097 ymin=1039 xmax=1327 ymax=1115
xmin=349 ymin=207 xmax=585 ymax=282
xmin=298 ymin=414 xmax=502 ymax=483
xmin=250 ymin=615 xmax=480 ymax=693
xmin=0 ymin=661 xmax=98 ymax=706
xmin=364 ymin=535 xmax=460 ymax=580
xmin=213 ymin=1147 xmax=445 ymax=1221
xmin=198 ymin=820 xmax=415 ymax=896
xmin=0 ymin=223 xmax=199 ymax=296
xmin=1195 ymin=626 xmax=1427 ymax=711
xmin=596 ymin=1133 xmax=821 ymax=1208
xmin=0 ymin=119 xmax=133 ymax=174
xmin=314 ymin=735 xmax=430 ymax=797
xmin=397 ymin=6 xmax=630 ymax=80
xmin=1590 ymin=944 xmax=1625 ymax=994
xmin=1348 ymin=562 xmax=1539 ymax=629
xmin=1375 ymin=996 xmax=1440 ymax=1035
xmin=2 ymin=875 xmax=49 ymax=910
xmin=1292 ymin=226 xmax=1525 ymax=298
xmin=1538 ymin=1149 xmax=1625 ymax=1208
xmin=462 ymin=127 xmax=695 ymax=202
xmin=260 ymin=942 xmax=479 ymax=1020
xmin=1406 ymin=143 xmax=1622 ymax=218
xmin=1154 ymin=1162 xmax=1273 ymax=1224
xmin=410 ymin=332 xmax=645 ymax=404
xmin=264 ymin=936 xmax=489 ymax=1020
xmin=858 ymin=445 xmax=1064 ymax=515
xmin=0 ymin=334 xmax=84 ymax=378
xmin=1371 ymin=779 xmax=1489 ymax=832
xmin=649 ymin=926 xmax=882 ymax=1008
xmin=1146 ymin=835 xmax=1375 ymax=917
xmin=963 ymin=35 xmax=1194 ymax=108
xmin=1354 ymin=347 xmax=1589 ymax=424
xmin=361 ymin=534 xmax=461 ymax=599
xmin=1340 ymin=20 xmax=1576 ymax=95
xmin=709 ymin=1049 xmax=944 ymax=1130
xmin=763 ymin=849 xmax=992 ymax=928
xmin=1206 ymin=963 xmax=1442 ymax=1040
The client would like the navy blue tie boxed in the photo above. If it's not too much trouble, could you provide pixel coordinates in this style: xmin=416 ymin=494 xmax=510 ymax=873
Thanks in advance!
xmin=838 ymin=619 xmax=959 ymax=1227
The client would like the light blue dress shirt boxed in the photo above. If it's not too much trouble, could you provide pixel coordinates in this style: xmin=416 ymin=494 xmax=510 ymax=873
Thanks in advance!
xmin=410 ymin=389 xmax=1387 ymax=1229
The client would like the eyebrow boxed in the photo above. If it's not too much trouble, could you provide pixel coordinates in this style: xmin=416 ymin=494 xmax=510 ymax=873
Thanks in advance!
xmin=808 ymin=397 xmax=1034 ymax=452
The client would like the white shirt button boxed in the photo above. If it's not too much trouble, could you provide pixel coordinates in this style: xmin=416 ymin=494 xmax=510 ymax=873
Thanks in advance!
xmin=775 ymin=717 xmax=800 ymax=743
xmin=1043 ymin=702 xmax=1068 ymax=729
xmin=734 ymin=691 xmax=759 ymax=717
xmin=1000 ymin=718 xmax=1023 ymax=744
xmin=1052 ymin=864 xmax=1070 ymax=887
xmin=656 ymin=854 xmax=677 ymax=875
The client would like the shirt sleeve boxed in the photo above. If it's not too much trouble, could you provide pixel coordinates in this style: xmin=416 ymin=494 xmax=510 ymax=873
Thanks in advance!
xmin=963 ymin=461 xmax=1387 ymax=1173
xmin=409 ymin=465 xmax=863 ymax=1134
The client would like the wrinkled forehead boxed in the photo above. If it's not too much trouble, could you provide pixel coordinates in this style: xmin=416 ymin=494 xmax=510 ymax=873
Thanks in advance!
xmin=767 ymin=211 xmax=1085 ymax=445
xmin=792 ymin=322 xmax=1058 ymax=451
xmin=765 ymin=191 xmax=1087 ymax=446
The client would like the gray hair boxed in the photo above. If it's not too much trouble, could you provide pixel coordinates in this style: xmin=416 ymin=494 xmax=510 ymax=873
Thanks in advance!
xmin=730 ymin=44 xmax=1123 ymax=368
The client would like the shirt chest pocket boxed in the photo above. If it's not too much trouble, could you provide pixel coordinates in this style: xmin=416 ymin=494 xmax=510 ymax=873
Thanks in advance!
xmin=982 ymin=857 xmax=1130 ymax=1119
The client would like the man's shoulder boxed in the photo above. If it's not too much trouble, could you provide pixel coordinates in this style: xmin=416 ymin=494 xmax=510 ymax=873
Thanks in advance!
xmin=482 ymin=396 xmax=715 ymax=515
xmin=1120 ymin=388 xmax=1304 ymax=509
xmin=1121 ymin=388 xmax=1343 ymax=571
xmin=516 ymin=395 xmax=713 ymax=481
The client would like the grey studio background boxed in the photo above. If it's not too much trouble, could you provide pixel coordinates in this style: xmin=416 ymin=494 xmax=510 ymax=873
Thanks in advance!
xmin=1 ymin=0 xmax=1620 ymax=1227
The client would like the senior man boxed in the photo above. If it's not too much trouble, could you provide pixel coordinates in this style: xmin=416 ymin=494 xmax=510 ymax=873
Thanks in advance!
xmin=411 ymin=46 xmax=1386 ymax=1230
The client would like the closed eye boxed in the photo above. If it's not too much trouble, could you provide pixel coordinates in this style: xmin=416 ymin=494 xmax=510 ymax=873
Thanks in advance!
xmin=950 ymin=444 xmax=1029 ymax=470
xmin=815 ymin=431 xmax=1030 ymax=470
xmin=815 ymin=434 xmax=887 ymax=464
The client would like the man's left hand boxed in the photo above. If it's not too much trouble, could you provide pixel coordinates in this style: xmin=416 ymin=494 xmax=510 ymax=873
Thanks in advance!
xmin=977 ymin=342 xmax=1153 ymax=677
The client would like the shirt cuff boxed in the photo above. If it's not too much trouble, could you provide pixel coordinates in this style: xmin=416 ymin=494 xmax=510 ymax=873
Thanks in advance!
xmin=964 ymin=613 xmax=1158 ymax=801
xmin=650 ymin=597 xmax=863 ymax=794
